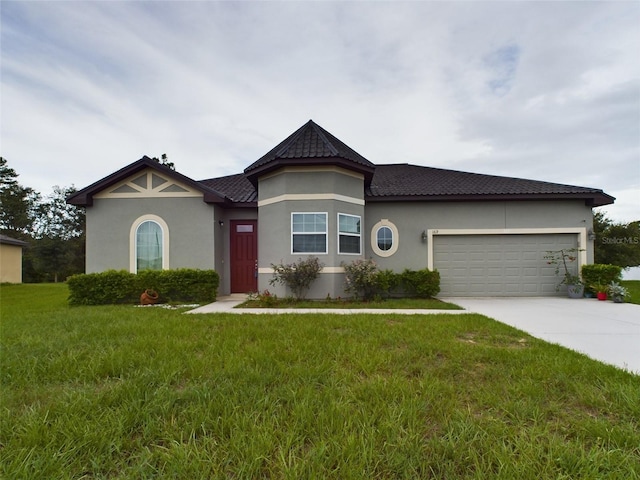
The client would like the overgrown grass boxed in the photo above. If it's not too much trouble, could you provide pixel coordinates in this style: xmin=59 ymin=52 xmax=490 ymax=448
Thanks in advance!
xmin=1 ymin=283 xmax=639 ymax=478
xmin=238 ymin=295 xmax=462 ymax=309
xmin=621 ymin=280 xmax=640 ymax=305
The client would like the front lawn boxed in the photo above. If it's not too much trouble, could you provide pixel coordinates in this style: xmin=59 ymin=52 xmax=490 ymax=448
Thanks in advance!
xmin=1 ymin=283 xmax=639 ymax=479
xmin=238 ymin=294 xmax=462 ymax=309
xmin=621 ymin=280 xmax=640 ymax=305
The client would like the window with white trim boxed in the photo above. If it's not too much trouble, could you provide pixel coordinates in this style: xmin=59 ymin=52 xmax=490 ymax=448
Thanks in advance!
xmin=371 ymin=219 xmax=398 ymax=257
xmin=338 ymin=213 xmax=361 ymax=254
xmin=130 ymin=214 xmax=169 ymax=273
xmin=292 ymin=212 xmax=327 ymax=254
xmin=136 ymin=220 xmax=163 ymax=271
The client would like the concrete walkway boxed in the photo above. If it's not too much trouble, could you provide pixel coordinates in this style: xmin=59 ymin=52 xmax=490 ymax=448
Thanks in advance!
xmin=188 ymin=295 xmax=640 ymax=375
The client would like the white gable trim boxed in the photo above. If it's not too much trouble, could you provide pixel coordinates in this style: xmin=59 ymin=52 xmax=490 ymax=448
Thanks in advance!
xmin=259 ymin=193 xmax=365 ymax=207
xmin=96 ymin=169 xmax=201 ymax=199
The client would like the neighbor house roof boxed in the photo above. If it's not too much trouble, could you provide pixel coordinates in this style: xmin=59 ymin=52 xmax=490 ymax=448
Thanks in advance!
xmin=244 ymin=120 xmax=376 ymax=186
xmin=0 ymin=234 xmax=28 ymax=247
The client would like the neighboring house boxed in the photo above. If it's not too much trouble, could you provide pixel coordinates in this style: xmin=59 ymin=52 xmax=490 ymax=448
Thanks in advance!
xmin=67 ymin=120 xmax=614 ymax=297
xmin=0 ymin=234 xmax=28 ymax=283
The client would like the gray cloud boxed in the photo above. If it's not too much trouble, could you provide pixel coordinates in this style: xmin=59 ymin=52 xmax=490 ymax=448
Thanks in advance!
xmin=1 ymin=1 xmax=638 ymax=222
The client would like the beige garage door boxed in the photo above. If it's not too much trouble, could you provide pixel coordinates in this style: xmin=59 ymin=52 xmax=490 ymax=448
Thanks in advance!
xmin=434 ymin=234 xmax=578 ymax=296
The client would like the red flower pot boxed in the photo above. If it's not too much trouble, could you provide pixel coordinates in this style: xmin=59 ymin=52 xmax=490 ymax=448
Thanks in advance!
xmin=596 ymin=292 xmax=607 ymax=301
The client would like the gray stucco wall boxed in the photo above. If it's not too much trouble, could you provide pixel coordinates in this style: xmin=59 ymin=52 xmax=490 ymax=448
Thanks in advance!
xmin=86 ymin=197 xmax=216 ymax=273
xmin=364 ymin=200 xmax=595 ymax=271
xmin=257 ymin=169 xmax=365 ymax=298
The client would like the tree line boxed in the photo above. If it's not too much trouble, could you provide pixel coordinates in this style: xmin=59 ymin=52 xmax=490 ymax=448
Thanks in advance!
xmin=1 ymin=157 xmax=84 ymax=282
xmin=1 ymin=157 xmax=638 ymax=283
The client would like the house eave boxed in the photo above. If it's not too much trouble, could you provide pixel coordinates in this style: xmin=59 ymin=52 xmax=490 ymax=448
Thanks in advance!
xmin=245 ymin=157 xmax=375 ymax=187
xmin=67 ymin=156 xmax=227 ymax=207
xmin=364 ymin=192 xmax=615 ymax=207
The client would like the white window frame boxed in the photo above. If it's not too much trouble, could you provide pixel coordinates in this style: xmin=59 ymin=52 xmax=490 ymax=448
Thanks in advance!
xmin=129 ymin=214 xmax=170 ymax=273
xmin=291 ymin=212 xmax=328 ymax=254
xmin=338 ymin=213 xmax=361 ymax=255
xmin=371 ymin=219 xmax=399 ymax=257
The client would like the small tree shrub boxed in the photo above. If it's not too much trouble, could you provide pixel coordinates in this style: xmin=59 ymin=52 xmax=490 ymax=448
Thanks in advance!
xmin=581 ymin=264 xmax=622 ymax=294
xmin=67 ymin=269 xmax=219 ymax=305
xmin=374 ymin=268 xmax=400 ymax=299
xmin=342 ymin=260 xmax=440 ymax=300
xmin=343 ymin=258 xmax=379 ymax=300
xmin=400 ymin=268 xmax=440 ymax=298
xmin=270 ymin=257 xmax=324 ymax=300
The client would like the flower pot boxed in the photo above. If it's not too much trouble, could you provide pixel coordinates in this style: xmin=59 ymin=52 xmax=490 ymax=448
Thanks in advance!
xmin=612 ymin=296 xmax=624 ymax=304
xmin=140 ymin=289 xmax=159 ymax=305
xmin=596 ymin=292 xmax=607 ymax=301
xmin=567 ymin=284 xmax=584 ymax=299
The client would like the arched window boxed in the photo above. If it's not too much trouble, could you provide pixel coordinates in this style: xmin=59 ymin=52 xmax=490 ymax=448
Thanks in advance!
xmin=130 ymin=215 xmax=169 ymax=272
xmin=371 ymin=219 xmax=398 ymax=257
xmin=137 ymin=221 xmax=163 ymax=271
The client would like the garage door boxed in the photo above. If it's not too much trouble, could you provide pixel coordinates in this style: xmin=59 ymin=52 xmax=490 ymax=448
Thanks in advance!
xmin=434 ymin=234 xmax=578 ymax=296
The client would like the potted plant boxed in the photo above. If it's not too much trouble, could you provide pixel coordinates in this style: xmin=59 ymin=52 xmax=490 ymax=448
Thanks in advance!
xmin=590 ymin=283 xmax=609 ymax=301
xmin=607 ymin=281 xmax=628 ymax=303
xmin=140 ymin=288 xmax=159 ymax=305
xmin=544 ymin=248 xmax=584 ymax=298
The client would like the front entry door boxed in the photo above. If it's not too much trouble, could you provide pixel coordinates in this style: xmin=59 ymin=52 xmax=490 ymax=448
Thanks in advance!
xmin=230 ymin=220 xmax=258 ymax=293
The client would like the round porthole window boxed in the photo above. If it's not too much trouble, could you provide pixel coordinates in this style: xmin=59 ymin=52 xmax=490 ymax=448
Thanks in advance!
xmin=371 ymin=220 xmax=398 ymax=257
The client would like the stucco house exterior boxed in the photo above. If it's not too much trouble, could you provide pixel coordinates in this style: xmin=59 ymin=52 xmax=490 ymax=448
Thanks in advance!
xmin=67 ymin=120 xmax=614 ymax=297
xmin=0 ymin=234 xmax=28 ymax=283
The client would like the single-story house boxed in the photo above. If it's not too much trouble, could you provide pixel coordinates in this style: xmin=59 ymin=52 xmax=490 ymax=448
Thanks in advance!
xmin=0 ymin=234 xmax=28 ymax=283
xmin=67 ymin=120 xmax=614 ymax=297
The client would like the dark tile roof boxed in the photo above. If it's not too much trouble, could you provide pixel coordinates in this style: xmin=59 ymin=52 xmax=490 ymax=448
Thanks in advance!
xmin=196 ymin=163 xmax=614 ymax=208
xmin=199 ymin=173 xmax=257 ymax=204
xmin=365 ymin=164 xmax=614 ymax=206
xmin=244 ymin=120 xmax=376 ymax=185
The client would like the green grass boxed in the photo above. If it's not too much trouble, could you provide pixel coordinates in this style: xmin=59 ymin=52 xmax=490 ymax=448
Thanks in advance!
xmin=621 ymin=280 xmax=640 ymax=305
xmin=1 ymin=283 xmax=639 ymax=479
xmin=238 ymin=295 xmax=462 ymax=310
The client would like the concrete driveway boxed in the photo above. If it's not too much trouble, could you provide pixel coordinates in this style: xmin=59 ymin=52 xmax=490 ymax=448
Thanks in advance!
xmin=446 ymin=297 xmax=640 ymax=375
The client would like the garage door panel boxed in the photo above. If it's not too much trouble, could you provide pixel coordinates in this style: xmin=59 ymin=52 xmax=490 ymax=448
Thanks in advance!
xmin=434 ymin=234 xmax=578 ymax=296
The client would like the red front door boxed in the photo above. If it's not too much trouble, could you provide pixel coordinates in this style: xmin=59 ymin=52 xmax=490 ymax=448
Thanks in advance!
xmin=230 ymin=220 xmax=258 ymax=293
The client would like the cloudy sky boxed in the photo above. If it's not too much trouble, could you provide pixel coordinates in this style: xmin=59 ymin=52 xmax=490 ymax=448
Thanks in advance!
xmin=2 ymin=1 xmax=639 ymax=222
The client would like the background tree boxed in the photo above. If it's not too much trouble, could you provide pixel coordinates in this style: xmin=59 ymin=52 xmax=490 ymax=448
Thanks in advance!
xmin=31 ymin=186 xmax=86 ymax=282
xmin=0 ymin=157 xmax=39 ymax=238
xmin=593 ymin=211 xmax=640 ymax=269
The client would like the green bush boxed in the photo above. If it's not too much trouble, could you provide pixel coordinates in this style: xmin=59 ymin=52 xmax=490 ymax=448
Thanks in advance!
xmin=400 ymin=268 xmax=441 ymax=298
xmin=343 ymin=258 xmax=379 ymax=300
xmin=374 ymin=269 xmax=400 ymax=298
xmin=581 ymin=264 xmax=622 ymax=294
xmin=67 ymin=269 xmax=219 ymax=305
xmin=341 ymin=260 xmax=440 ymax=300
xmin=270 ymin=257 xmax=324 ymax=300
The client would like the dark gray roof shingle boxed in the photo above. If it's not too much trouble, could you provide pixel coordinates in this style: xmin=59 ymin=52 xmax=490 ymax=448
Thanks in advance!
xmin=198 ymin=163 xmax=614 ymax=207
xmin=244 ymin=120 xmax=375 ymax=185
xmin=366 ymin=164 xmax=611 ymax=200
xmin=200 ymin=173 xmax=257 ymax=204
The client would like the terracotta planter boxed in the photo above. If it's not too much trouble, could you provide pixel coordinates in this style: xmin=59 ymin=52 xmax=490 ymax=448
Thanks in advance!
xmin=140 ymin=289 xmax=159 ymax=305
xmin=596 ymin=292 xmax=607 ymax=301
